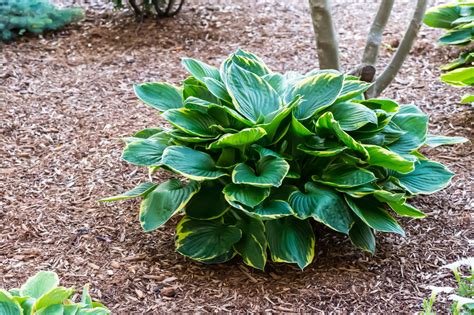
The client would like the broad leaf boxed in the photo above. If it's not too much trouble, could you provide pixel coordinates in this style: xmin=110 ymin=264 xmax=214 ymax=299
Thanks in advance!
xmin=328 ymin=101 xmax=377 ymax=131
xmin=226 ymin=63 xmax=281 ymax=123
xmin=232 ymin=156 xmax=290 ymax=187
xmin=162 ymin=108 xmax=220 ymax=137
xmin=139 ymin=180 xmax=200 ymax=231
xmin=99 ymin=182 xmax=157 ymax=202
xmin=364 ymin=144 xmax=415 ymax=173
xmin=314 ymin=164 xmax=377 ymax=188
xmin=208 ymin=127 xmax=267 ymax=149
xmin=223 ymin=183 xmax=270 ymax=208
xmin=34 ymin=287 xmax=74 ymax=310
xmin=121 ymin=138 xmax=168 ymax=166
xmin=391 ymin=160 xmax=454 ymax=194
xmin=345 ymin=196 xmax=405 ymax=236
xmin=20 ymin=271 xmax=59 ymax=299
xmin=176 ymin=217 xmax=242 ymax=261
xmin=185 ymin=181 xmax=229 ymax=219
xmin=423 ymin=3 xmax=461 ymax=29
xmin=336 ymin=78 xmax=372 ymax=102
xmin=388 ymin=105 xmax=428 ymax=155
xmin=233 ymin=213 xmax=267 ymax=270
xmin=387 ymin=201 xmax=426 ymax=218
xmin=266 ymin=216 xmax=315 ymax=269
xmin=203 ymin=77 xmax=232 ymax=103
xmin=289 ymin=182 xmax=353 ymax=234
xmin=0 ymin=290 xmax=22 ymax=315
xmin=134 ymin=82 xmax=182 ymax=111
xmin=287 ymin=72 xmax=344 ymax=120
xmin=441 ymin=67 xmax=474 ymax=86
xmin=181 ymin=58 xmax=221 ymax=82
xmin=162 ymin=146 xmax=227 ymax=180
xmin=349 ymin=218 xmax=375 ymax=254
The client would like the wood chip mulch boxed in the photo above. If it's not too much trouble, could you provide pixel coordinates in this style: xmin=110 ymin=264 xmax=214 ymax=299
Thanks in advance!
xmin=0 ymin=0 xmax=472 ymax=313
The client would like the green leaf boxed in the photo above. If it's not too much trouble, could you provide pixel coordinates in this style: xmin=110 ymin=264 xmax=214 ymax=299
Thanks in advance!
xmin=345 ymin=196 xmax=405 ymax=236
xmin=20 ymin=271 xmax=59 ymax=299
xmin=438 ymin=28 xmax=473 ymax=46
xmin=63 ymin=304 xmax=79 ymax=315
xmin=425 ymin=135 xmax=468 ymax=148
xmin=349 ymin=218 xmax=375 ymax=254
xmin=34 ymin=287 xmax=74 ymax=310
xmin=233 ymin=49 xmax=271 ymax=76
xmin=287 ymin=72 xmax=344 ymax=120
xmin=185 ymin=181 xmax=229 ymax=220
xmin=391 ymin=160 xmax=454 ymax=194
xmin=139 ymin=180 xmax=200 ymax=231
xmin=203 ymin=77 xmax=232 ymax=103
xmin=313 ymin=164 xmax=377 ymax=188
xmin=121 ymin=138 xmax=168 ymax=166
xmin=266 ymin=217 xmax=315 ymax=270
xmin=328 ymin=102 xmax=378 ymax=131
xmin=423 ymin=3 xmax=461 ymax=29
xmin=336 ymin=78 xmax=372 ymax=102
xmin=99 ymin=182 xmax=157 ymax=202
xmin=181 ymin=58 xmax=221 ymax=82
xmin=233 ymin=213 xmax=267 ymax=270
xmin=290 ymin=112 xmax=314 ymax=136
xmin=133 ymin=128 xmax=163 ymax=139
xmin=176 ymin=217 xmax=242 ymax=261
xmin=249 ymin=200 xmax=294 ymax=220
xmin=134 ymin=83 xmax=182 ymax=111
xmin=441 ymin=67 xmax=474 ymax=87
xmin=315 ymin=112 xmax=369 ymax=159
xmin=36 ymin=304 xmax=63 ymax=315
xmin=76 ymin=307 xmax=110 ymax=315
xmin=162 ymin=146 xmax=227 ymax=180
xmin=460 ymin=94 xmax=474 ymax=104
xmin=162 ymin=108 xmax=220 ymax=137
xmin=225 ymin=63 xmax=281 ymax=123
xmin=232 ymin=156 xmax=290 ymax=188
xmin=183 ymin=76 xmax=219 ymax=103
xmin=387 ymin=201 xmax=426 ymax=218
xmin=223 ymin=183 xmax=271 ymax=208
xmin=263 ymin=73 xmax=286 ymax=95
xmin=0 ymin=290 xmax=22 ymax=315
xmin=364 ymin=144 xmax=415 ymax=173
xmin=289 ymin=182 xmax=353 ymax=234
xmin=297 ymin=144 xmax=346 ymax=157
xmin=388 ymin=105 xmax=428 ymax=155
xmin=207 ymin=127 xmax=267 ymax=149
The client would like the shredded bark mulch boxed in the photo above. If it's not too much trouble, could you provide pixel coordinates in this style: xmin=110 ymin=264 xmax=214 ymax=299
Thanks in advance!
xmin=1 ymin=0 xmax=472 ymax=313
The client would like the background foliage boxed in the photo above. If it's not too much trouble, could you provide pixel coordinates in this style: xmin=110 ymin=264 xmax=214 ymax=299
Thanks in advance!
xmin=0 ymin=0 xmax=84 ymax=42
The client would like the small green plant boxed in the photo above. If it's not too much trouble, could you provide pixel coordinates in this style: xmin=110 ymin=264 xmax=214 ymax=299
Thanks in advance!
xmin=422 ymin=258 xmax=474 ymax=315
xmin=102 ymin=49 xmax=466 ymax=270
xmin=0 ymin=271 xmax=110 ymax=315
xmin=424 ymin=1 xmax=474 ymax=103
xmin=0 ymin=0 xmax=84 ymax=42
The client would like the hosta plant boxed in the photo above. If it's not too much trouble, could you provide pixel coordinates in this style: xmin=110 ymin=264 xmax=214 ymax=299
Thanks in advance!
xmin=424 ymin=1 xmax=474 ymax=103
xmin=0 ymin=271 xmax=110 ymax=315
xmin=102 ymin=49 xmax=466 ymax=270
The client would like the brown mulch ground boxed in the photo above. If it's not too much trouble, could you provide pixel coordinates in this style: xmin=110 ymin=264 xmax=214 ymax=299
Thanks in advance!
xmin=1 ymin=0 xmax=473 ymax=313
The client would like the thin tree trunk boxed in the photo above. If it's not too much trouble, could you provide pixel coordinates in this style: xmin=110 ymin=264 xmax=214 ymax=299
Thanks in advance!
xmin=362 ymin=0 xmax=394 ymax=66
xmin=308 ymin=0 xmax=340 ymax=70
xmin=367 ymin=0 xmax=427 ymax=98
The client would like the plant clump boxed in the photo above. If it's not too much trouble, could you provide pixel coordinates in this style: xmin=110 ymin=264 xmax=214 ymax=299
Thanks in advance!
xmin=102 ymin=49 xmax=466 ymax=270
xmin=0 ymin=0 xmax=84 ymax=42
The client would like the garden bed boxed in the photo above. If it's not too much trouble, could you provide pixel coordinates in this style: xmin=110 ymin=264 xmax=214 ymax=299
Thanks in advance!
xmin=0 ymin=0 xmax=472 ymax=312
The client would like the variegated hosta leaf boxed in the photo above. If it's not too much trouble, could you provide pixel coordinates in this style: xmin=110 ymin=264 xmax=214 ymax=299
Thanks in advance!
xmin=176 ymin=217 xmax=242 ymax=261
xmin=328 ymin=101 xmax=378 ymax=131
xmin=161 ymin=146 xmax=228 ymax=181
xmin=387 ymin=201 xmax=426 ymax=218
xmin=233 ymin=212 xmax=267 ymax=270
xmin=207 ymin=127 xmax=267 ymax=149
xmin=313 ymin=164 xmax=377 ymax=188
xmin=390 ymin=160 xmax=454 ymax=195
xmin=425 ymin=135 xmax=468 ymax=148
xmin=345 ymin=196 xmax=405 ymax=236
xmin=336 ymin=78 xmax=372 ymax=102
xmin=0 ymin=290 xmax=22 ymax=315
xmin=364 ymin=144 xmax=415 ymax=173
xmin=286 ymin=72 xmax=344 ymax=120
xmin=181 ymin=58 xmax=221 ymax=83
xmin=162 ymin=108 xmax=220 ymax=138
xmin=99 ymin=182 xmax=157 ymax=202
xmin=349 ymin=218 xmax=375 ymax=254
xmin=134 ymin=82 xmax=183 ymax=111
xmin=185 ymin=181 xmax=229 ymax=220
xmin=266 ymin=216 xmax=315 ymax=270
xmin=121 ymin=138 xmax=168 ymax=166
xmin=20 ymin=271 xmax=59 ymax=299
xmin=203 ymin=77 xmax=233 ymax=103
xmin=225 ymin=63 xmax=281 ymax=123
xmin=223 ymin=183 xmax=270 ymax=208
xmin=232 ymin=156 xmax=290 ymax=188
xmin=289 ymin=182 xmax=353 ymax=234
xmin=315 ymin=112 xmax=369 ymax=159
xmin=140 ymin=180 xmax=200 ymax=232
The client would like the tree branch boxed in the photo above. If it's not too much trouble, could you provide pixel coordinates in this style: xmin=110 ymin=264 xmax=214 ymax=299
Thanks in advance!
xmin=308 ymin=0 xmax=340 ymax=70
xmin=367 ymin=0 xmax=427 ymax=98
xmin=362 ymin=0 xmax=394 ymax=66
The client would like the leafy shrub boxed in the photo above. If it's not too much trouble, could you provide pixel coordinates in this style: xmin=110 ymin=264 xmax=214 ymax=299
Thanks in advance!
xmin=102 ymin=49 xmax=466 ymax=270
xmin=111 ymin=0 xmax=184 ymax=18
xmin=0 ymin=0 xmax=84 ymax=42
xmin=0 ymin=271 xmax=110 ymax=314
xmin=422 ymin=258 xmax=474 ymax=315
xmin=424 ymin=1 xmax=474 ymax=103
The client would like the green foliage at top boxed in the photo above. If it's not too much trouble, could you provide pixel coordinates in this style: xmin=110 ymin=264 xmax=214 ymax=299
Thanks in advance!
xmin=0 ymin=271 xmax=110 ymax=315
xmin=0 ymin=0 xmax=84 ymax=42
xmin=102 ymin=49 xmax=467 ymax=270
xmin=421 ymin=258 xmax=474 ymax=315
xmin=424 ymin=1 xmax=474 ymax=103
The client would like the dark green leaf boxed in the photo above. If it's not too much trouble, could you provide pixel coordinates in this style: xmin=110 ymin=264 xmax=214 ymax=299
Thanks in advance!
xmin=99 ymin=182 xmax=157 ymax=202
xmin=134 ymin=83 xmax=182 ymax=111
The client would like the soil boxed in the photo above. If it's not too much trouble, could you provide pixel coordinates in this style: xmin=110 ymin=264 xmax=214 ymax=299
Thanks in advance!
xmin=0 ymin=0 xmax=472 ymax=313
